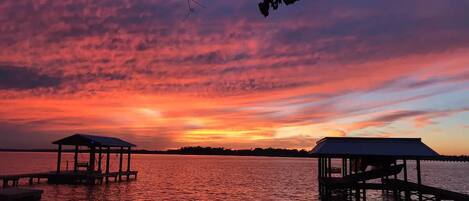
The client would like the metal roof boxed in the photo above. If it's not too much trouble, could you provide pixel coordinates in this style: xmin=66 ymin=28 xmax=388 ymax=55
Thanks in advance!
xmin=52 ymin=134 xmax=136 ymax=147
xmin=310 ymin=137 xmax=439 ymax=157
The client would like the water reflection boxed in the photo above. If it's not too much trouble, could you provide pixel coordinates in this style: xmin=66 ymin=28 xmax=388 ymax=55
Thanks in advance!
xmin=0 ymin=153 xmax=468 ymax=200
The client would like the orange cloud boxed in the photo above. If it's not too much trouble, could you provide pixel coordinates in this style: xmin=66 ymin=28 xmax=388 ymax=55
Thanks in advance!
xmin=0 ymin=1 xmax=468 ymax=154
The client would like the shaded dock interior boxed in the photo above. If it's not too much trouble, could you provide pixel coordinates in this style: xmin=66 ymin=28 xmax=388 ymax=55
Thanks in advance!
xmin=1 ymin=134 xmax=138 ymax=188
xmin=311 ymin=137 xmax=469 ymax=201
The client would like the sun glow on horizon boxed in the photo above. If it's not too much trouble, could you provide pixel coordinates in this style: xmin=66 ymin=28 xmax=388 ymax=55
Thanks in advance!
xmin=0 ymin=0 xmax=468 ymax=155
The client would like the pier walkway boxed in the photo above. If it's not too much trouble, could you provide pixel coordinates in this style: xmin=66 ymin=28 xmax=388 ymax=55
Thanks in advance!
xmin=0 ymin=171 xmax=138 ymax=188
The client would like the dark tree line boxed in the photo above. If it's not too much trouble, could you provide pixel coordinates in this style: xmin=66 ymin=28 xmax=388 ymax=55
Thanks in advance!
xmin=0 ymin=147 xmax=310 ymax=157
xmin=133 ymin=146 xmax=311 ymax=157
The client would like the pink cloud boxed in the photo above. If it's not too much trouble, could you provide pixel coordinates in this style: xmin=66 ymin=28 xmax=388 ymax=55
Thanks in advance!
xmin=0 ymin=1 xmax=468 ymax=154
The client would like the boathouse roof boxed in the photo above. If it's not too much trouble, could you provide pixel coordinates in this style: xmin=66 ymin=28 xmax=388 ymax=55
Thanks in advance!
xmin=310 ymin=137 xmax=438 ymax=157
xmin=52 ymin=134 xmax=136 ymax=147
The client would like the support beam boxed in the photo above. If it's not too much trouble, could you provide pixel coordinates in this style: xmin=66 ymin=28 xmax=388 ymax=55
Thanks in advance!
xmin=349 ymin=158 xmax=353 ymax=199
xmin=417 ymin=159 xmax=422 ymax=201
xmin=326 ymin=157 xmax=331 ymax=199
xmin=404 ymin=159 xmax=410 ymax=200
xmin=89 ymin=146 xmax=96 ymax=172
xmin=321 ymin=158 xmax=325 ymax=178
xmin=349 ymin=158 xmax=352 ymax=174
xmin=318 ymin=158 xmax=322 ymax=197
xmin=56 ymin=144 xmax=62 ymax=173
xmin=74 ymin=145 xmax=79 ymax=172
xmin=317 ymin=158 xmax=321 ymax=179
xmin=98 ymin=147 xmax=102 ymax=172
xmin=341 ymin=158 xmax=344 ymax=176
xmin=363 ymin=185 xmax=367 ymax=201
xmin=342 ymin=158 xmax=347 ymax=176
xmin=118 ymin=147 xmax=123 ymax=181
xmin=403 ymin=159 xmax=408 ymax=181
xmin=105 ymin=147 xmax=110 ymax=183
xmin=127 ymin=147 xmax=131 ymax=173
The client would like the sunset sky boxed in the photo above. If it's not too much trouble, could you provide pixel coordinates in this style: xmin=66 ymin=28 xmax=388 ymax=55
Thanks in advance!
xmin=0 ymin=0 xmax=468 ymax=154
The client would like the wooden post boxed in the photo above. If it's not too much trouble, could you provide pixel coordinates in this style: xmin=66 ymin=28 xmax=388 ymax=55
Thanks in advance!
xmin=403 ymin=159 xmax=409 ymax=200
xmin=323 ymin=157 xmax=327 ymax=197
xmin=343 ymin=158 xmax=347 ymax=176
xmin=98 ymin=147 xmax=102 ymax=172
xmin=56 ymin=144 xmax=62 ymax=173
xmin=89 ymin=146 xmax=96 ymax=172
xmin=317 ymin=158 xmax=321 ymax=197
xmin=118 ymin=147 xmax=123 ymax=181
xmin=321 ymin=158 xmax=325 ymax=178
xmin=417 ymin=159 xmax=422 ymax=201
xmin=106 ymin=147 xmax=110 ymax=183
xmin=355 ymin=158 xmax=360 ymax=200
xmin=318 ymin=158 xmax=322 ymax=179
xmin=327 ymin=158 xmax=331 ymax=178
xmin=323 ymin=158 xmax=326 ymax=195
xmin=363 ymin=182 xmax=367 ymax=201
xmin=127 ymin=147 xmax=131 ymax=175
xmin=341 ymin=158 xmax=345 ymax=177
xmin=347 ymin=158 xmax=352 ymax=199
xmin=322 ymin=157 xmax=326 ymax=197
xmin=325 ymin=157 xmax=329 ymax=197
xmin=349 ymin=158 xmax=352 ymax=174
xmin=403 ymin=159 xmax=408 ymax=181
xmin=74 ymin=145 xmax=79 ymax=172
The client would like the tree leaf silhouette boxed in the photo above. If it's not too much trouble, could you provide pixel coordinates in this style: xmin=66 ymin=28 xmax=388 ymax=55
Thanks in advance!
xmin=258 ymin=0 xmax=300 ymax=17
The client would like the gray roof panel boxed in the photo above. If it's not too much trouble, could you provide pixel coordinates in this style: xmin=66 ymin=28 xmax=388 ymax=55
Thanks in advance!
xmin=52 ymin=134 xmax=136 ymax=147
xmin=310 ymin=137 xmax=438 ymax=157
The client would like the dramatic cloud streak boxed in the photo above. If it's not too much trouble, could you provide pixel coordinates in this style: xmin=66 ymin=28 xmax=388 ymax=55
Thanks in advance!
xmin=0 ymin=0 xmax=468 ymax=154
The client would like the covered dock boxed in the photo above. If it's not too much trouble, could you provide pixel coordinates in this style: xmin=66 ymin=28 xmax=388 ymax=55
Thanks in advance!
xmin=1 ymin=134 xmax=138 ymax=188
xmin=52 ymin=134 xmax=138 ymax=184
xmin=310 ymin=137 xmax=469 ymax=201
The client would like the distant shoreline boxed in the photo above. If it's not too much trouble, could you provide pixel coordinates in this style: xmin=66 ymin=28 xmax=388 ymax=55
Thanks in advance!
xmin=1 ymin=148 xmax=468 ymax=161
xmin=0 ymin=146 xmax=312 ymax=158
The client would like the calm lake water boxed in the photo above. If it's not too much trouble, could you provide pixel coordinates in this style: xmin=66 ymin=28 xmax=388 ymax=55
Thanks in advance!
xmin=0 ymin=152 xmax=468 ymax=201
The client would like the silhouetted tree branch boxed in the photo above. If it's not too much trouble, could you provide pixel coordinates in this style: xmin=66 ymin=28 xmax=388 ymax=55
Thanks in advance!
xmin=184 ymin=0 xmax=205 ymax=20
xmin=258 ymin=0 xmax=300 ymax=17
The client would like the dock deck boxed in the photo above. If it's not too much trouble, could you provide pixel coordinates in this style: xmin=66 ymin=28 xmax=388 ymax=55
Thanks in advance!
xmin=320 ymin=177 xmax=469 ymax=201
xmin=385 ymin=179 xmax=469 ymax=201
xmin=0 ymin=188 xmax=43 ymax=201
xmin=0 ymin=171 xmax=138 ymax=188
xmin=0 ymin=172 xmax=50 ymax=188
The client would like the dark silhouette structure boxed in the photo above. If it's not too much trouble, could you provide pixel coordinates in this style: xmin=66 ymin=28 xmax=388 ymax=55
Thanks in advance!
xmin=258 ymin=0 xmax=300 ymax=17
xmin=311 ymin=137 xmax=469 ymax=201
xmin=51 ymin=134 xmax=137 ymax=184
xmin=0 ymin=134 xmax=138 ymax=188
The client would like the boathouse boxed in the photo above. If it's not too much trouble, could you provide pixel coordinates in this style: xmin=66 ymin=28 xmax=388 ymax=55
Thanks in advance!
xmin=51 ymin=134 xmax=138 ymax=184
xmin=311 ymin=137 xmax=469 ymax=201
xmin=1 ymin=134 xmax=138 ymax=189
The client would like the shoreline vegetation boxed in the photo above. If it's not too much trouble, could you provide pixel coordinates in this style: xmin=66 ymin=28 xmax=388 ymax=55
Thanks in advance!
xmin=0 ymin=146 xmax=310 ymax=157
xmin=1 ymin=147 xmax=468 ymax=160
